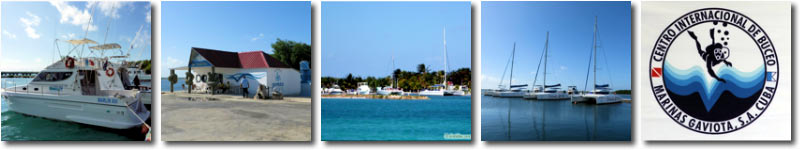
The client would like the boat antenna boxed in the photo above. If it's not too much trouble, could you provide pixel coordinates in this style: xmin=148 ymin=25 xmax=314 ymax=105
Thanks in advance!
xmin=101 ymin=4 xmax=116 ymax=57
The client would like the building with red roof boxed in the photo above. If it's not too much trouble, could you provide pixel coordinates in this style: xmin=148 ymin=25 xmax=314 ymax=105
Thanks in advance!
xmin=171 ymin=47 xmax=302 ymax=96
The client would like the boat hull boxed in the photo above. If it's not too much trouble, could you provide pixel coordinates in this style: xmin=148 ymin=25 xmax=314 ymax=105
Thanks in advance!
xmin=525 ymin=93 xmax=570 ymax=100
xmin=419 ymin=90 xmax=454 ymax=96
xmin=495 ymin=91 xmax=525 ymax=98
xmin=2 ymin=92 xmax=150 ymax=129
xmin=576 ymin=94 xmax=621 ymax=104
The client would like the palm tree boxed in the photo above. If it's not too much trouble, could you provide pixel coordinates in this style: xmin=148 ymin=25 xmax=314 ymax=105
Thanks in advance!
xmin=417 ymin=63 xmax=427 ymax=74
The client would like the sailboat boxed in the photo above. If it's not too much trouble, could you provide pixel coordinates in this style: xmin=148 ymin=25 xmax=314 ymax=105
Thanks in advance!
xmin=495 ymin=42 xmax=528 ymax=98
xmin=574 ymin=17 xmax=622 ymax=104
xmin=420 ymin=28 xmax=455 ymax=96
xmin=524 ymin=32 xmax=569 ymax=100
xmin=377 ymin=55 xmax=404 ymax=95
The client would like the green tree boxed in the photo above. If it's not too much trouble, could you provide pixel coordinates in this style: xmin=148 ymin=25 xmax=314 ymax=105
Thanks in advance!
xmin=417 ymin=63 xmax=427 ymax=74
xmin=271 ymin=39 xmax=311 ymax=70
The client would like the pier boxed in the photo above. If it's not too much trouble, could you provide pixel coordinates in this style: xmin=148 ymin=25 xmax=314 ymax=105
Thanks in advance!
xmin=1 ymin=71 xmax=38 ymax=78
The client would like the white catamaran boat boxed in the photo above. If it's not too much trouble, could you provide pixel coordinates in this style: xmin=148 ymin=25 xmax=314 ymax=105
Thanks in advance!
xmin=420 ymin=28 xmax=456 ymax=96
xmin=2 ymin=53 xmax=150 ymax=129
xmin=574 ymin=17 xmax=622 ymax=104
xmin=495 ymin=42 xmax=528 ymax=98
xmin=524 ymin=32 xmax=569 ymax=100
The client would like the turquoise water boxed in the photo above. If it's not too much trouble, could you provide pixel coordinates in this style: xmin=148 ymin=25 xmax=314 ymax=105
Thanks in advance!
xmin=1 ymin=78 xmax=143 ymax=141
xmin=481 ymin=94 xmax=631 ymax=141
xmin=322 ymin=96 xmax=472 ymax=141
xmin=161 ymin=78 xmax=186 ymax=92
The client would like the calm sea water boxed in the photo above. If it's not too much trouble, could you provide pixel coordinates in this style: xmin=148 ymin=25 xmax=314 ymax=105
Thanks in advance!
xmin=481 ymin=94 xmax=631 ymax=141
xmin=160 ymin=78 xmax=186 ymax=91
xmin=1 ymin=78 xmax=141 ymax=141
xmin=322 ymin=96 xmax=472 ymax=141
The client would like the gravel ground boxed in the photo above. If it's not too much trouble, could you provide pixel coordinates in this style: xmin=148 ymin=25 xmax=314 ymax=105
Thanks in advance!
xmin=161 ymin=93 xmax=311 ymax=141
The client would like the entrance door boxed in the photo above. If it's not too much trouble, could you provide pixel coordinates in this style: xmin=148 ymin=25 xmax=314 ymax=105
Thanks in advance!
xmin=79 ymin=70 xmax=98 ymax=95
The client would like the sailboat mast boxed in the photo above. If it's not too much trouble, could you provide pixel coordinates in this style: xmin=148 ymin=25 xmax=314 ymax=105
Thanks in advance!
xmin=593 ymin=16 xmax=598 ymax=92
xmin=443 ymin=27 xmax=448 ymax=89
xmin=543 ymin=32 xmax=549 ymax=88
xmin=509 ymin=42 xmax=516 ymax=89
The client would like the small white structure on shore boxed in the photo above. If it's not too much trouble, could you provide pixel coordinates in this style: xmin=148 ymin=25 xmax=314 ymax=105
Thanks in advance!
xmin=173 ymin=47 xmax=302 ymax=96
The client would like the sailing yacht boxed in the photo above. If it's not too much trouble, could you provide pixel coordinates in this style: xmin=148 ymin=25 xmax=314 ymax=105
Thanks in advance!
xmin=2 ymin=39 xmax=150 ymax=129
xmin=575 ymin=17 xmax=622 ymax=104
xmin=524 ymin=32 xmax=569 ymax=100
xmin=420 ymin=28 xmax=455 ymax=96
xmin=378 ymin=52 xmax=405 ymax=96
xmin=495 ymin=42 xmax=528 ymax=98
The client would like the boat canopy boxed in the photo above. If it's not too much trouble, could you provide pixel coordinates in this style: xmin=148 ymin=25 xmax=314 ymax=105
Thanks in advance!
xmin=509 ymin=84 xmax=528 ymax=88
xmin=595 ymin=84 xmax=609 ymax=88
xmin=66 ymin=38 xmax=98 ymax=45
xmin=89 ymin=43 xmax=122 ymax=50
xmin=544 ymin=84 xmax=561 ymax=88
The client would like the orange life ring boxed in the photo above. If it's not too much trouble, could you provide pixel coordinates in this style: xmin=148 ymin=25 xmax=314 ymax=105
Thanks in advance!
xmin=65 ymin=57 xmax=75 ymax=68
xmin=106 ymin=68 xmax=115 ymax=77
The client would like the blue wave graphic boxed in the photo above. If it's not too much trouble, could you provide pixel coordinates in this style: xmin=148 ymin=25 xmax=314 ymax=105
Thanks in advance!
xmin=226 ymin=73 xmax=266 ymax=82
xmin=663 ymin=62 xmax=765 ymax=112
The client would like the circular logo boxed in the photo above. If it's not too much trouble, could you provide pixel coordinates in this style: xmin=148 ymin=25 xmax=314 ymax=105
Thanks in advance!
xmin=648 ymin=8 xmax=779 ymax=134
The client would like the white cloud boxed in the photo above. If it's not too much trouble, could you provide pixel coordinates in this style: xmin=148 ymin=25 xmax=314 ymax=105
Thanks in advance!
xmin=60 ymin=33 xmax=76 ymax=39
xmin=50 ymin=1 xmax=97 ymax=31
xmin=146 ymin=11 xmax=151 ymax=23
xmin=250 ymin=33 xmax=265 ymax=41
xmin=2 ymin=30 xmax=17 ymax=39
xmin=165 ymin=56 xmax=185 ymax=69
xmin=20 ymin=12 xmax=41 ymax=39
xmin=86 ymin=1 xmax=130 ymax=19
xmin=560 ymin=66 xmax=568 ymax=71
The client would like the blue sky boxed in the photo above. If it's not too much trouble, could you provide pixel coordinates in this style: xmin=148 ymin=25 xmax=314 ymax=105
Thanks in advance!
xmin=161 ymin=1 xmax=310 ymax=77
xmin=481 ymin=1 xmax=631 ymax=90
xmin=1 ymin=1 xmax=151 ymax=71
xmin=322 ymin=2 xmax=471 ymax=78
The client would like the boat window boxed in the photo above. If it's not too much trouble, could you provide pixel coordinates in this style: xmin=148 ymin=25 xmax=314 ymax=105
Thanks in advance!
xmin=33 ymin=72 xmax=73 ymax=82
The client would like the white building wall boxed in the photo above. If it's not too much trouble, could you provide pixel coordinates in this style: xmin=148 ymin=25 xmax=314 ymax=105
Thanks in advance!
xmin=188 ymin=67 xmax=301 ymax=96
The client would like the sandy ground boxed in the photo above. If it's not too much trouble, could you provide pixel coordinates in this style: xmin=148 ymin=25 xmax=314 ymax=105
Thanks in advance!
xmin=161 ymin=92 xmax=311 ymax=141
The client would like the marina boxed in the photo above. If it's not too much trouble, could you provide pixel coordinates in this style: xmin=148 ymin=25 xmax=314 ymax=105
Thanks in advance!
xmin=481 ymin=94 xmax=631 ymax=141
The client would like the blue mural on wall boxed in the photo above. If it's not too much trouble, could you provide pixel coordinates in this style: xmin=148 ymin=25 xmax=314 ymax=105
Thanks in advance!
xmin=226 ymin=73 xmax=266 ymax=82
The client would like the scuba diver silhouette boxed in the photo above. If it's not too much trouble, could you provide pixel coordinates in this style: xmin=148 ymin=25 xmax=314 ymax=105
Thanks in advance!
xmin=688 ymin=28 xmax=733 ymax=83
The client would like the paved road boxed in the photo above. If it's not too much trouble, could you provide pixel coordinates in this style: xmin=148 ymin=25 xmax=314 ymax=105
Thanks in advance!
xmin=161 ymin=93 xmax=311 ymax=141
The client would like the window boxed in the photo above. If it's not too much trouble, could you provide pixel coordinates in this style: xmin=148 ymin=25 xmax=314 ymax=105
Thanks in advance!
xmin=33 ymin=72 xmax=73 ymax=82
